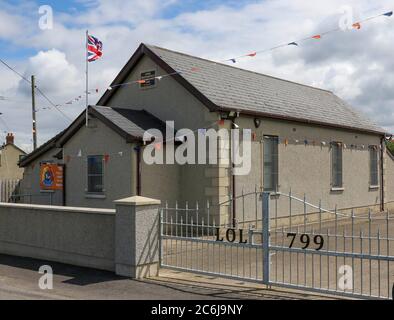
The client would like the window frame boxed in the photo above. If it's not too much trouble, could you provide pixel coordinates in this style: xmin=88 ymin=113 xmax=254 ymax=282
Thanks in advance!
xmin=139 ymin=69 xmax=157 ymax=90
xmin=331 ymin=142 xmax=343 ymax=190
xmin=369 ymin=146 xmax=379 ymax=188
xmin=86 ymin=155 xmax=105 ymax=194
xmin=263 ymin=135 xmax=279 ymax=192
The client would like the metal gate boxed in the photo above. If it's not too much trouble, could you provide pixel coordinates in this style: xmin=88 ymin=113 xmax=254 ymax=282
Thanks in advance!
xmin=266 ymin=192 xmax=394 ymax=300
xmin=159 ymin=191 xmax=394 ymax=300
xmin=159 ymin=193 xmax=264 ymax=283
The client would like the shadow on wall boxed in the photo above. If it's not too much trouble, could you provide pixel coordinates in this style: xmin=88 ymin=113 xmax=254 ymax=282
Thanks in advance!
xmin=137 ymin=214 xmax=160 ymax=279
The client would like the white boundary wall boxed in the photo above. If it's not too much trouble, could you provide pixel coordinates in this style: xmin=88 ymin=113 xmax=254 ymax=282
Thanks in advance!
xmin=0 ymin=196 xmax=160 ymax=277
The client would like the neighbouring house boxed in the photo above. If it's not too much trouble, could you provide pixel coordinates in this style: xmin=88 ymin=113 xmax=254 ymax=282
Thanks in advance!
xmin=0 ymin=133 xmax=25 ymax=180
xmin=18 ymin=43 xmax=394 ymax=224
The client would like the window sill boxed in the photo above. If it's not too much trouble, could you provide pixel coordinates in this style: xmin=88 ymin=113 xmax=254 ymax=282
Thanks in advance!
xmin=369 ymin=185 xmax=379 ymax=190
xmin=85 ymin=193 xmax=106 ymax=199
xmin=331 ymin=187 xmax=344 ymax=192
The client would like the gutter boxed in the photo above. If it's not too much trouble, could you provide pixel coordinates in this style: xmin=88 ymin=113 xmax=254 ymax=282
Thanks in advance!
xmin=380 ymin=136 xmax=385 ymax=211
xmin=137 ymin=145 xmax=142 ymax=196
xmin=216 ymin=108 xmax=386 ymax=137
xmin=231 ymin=118 xmax=236 ymax=228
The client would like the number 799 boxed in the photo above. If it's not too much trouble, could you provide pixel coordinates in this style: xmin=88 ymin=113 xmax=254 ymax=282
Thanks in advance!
xmin=287 ymin=233 xmax=324 ymax=250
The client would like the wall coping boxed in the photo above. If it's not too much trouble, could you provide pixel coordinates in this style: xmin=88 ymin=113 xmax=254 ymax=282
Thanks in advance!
xmin=114 ymin=196 xmax=161 ymax=206
xmin=0 ymin=202 xmax=115 ymax=215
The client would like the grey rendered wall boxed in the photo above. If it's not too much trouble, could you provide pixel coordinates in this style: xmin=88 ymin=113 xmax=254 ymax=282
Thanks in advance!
xmin=63 ymin=117 xmax=133 ymax=209
xmin=0 ymin=203 xmax=115 ymax=271
xmin=234 ymin=116 xmax=383 ymax=219
xmin=106 ymin=55 xmax=222 ymax=208
xmin=140 ymin=148 xmax=181 ymax=205
xmin=107 ymin=55 xmax=215 ymax=130
xmin=19 ymin=148 xmax=64 ymax=206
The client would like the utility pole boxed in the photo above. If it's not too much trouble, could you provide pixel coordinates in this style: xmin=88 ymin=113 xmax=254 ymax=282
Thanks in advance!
xmin=31 ymin=75 xmax=37 ymax=150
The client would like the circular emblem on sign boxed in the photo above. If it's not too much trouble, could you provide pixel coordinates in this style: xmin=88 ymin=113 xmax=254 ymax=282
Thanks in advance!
xmin=41 ymin=166 xmax=55 ymax=187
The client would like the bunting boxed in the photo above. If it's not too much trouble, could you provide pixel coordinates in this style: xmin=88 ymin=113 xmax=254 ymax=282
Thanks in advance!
xmin=222 ymin=10 xmax=391 ymax=64
xmin=352 ymin=22 xmax=361 ymax=30
xmin=20 ymin=10 xmax=393 ymax=115
xmin=71 ymin=10 xmax=392 ymax=94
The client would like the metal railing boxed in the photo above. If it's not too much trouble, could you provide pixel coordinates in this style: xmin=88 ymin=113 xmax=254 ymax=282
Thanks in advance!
xmin=0 ymin=179 xmax=20 ymax=202
xmin=159 ymin=191 xmax=394 ymax=300
xmin=267 ymin=191 xmax=394 ymax=300
xmin=8 ymin=193 xmax=54 ymax=205
xmin=160 ymin=200 xmax=264 ymax=283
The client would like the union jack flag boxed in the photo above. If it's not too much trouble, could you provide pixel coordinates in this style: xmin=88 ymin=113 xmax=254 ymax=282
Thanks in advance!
xmin=87 ymin=34 xmax=103 ymax=62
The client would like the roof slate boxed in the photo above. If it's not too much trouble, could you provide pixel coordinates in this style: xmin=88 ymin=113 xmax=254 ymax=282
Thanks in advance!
xmin=19 ymin=106 xmax=166 ymax=167
xmin=146 ymin=44 xmax=384 ymax=134
xmin=92 ymin=106 xmax=167 ymax=139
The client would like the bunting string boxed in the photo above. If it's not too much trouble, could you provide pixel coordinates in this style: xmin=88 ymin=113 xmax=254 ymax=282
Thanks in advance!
xmin=84 ymin=10 xmax=393 ymax=92
xmin=260 ymin=134 xmax=384 ymax=151
xmin=221 ymin=10 xmax=392 ymax=64
xmin=60 ymin=131 xmax=383 ymax=169
xmin=107 ymin=71 xmax=181 ymax=90
xmin=17 ymin=9 xmax=393 ymax=120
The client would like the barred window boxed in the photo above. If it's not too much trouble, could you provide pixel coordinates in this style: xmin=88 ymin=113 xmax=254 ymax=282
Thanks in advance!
xmin=87 ymin=155 xmax=104 ymax=193
xmin=263 ymin=136 xmax=278 ymax=191
xmin=331 ymin=142 xmax=343 ymax=188
xmin=369 ymin=147 xmax=379 ymax=186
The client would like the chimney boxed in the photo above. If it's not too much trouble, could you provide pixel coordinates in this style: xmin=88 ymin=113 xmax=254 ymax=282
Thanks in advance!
xmin=6 ymin=133 xmax=14 ymax=145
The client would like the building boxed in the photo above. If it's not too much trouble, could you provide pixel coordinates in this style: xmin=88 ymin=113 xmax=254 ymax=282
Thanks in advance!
xmin=0 ymin=133 xmax=25 ymax=180
xmin=18 ymin=43 xmax=394 ymax=224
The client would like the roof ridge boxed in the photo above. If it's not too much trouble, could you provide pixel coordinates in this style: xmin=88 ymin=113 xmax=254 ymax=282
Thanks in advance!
xmin=144 ymin=43 xmax=333 ymax=94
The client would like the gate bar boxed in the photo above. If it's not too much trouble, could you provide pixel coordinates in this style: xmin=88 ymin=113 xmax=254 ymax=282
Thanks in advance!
xmin=262 ymin=192 xmax=270 ymax=285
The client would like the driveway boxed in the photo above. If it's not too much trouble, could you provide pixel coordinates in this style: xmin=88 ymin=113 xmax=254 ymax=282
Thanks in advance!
xmin=0 ymin=254 xmax=333 ymax=300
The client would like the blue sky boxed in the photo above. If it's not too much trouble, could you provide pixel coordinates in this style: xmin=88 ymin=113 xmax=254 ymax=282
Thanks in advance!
xmin=0 ymin=0 xmax=259 ymax=59
xmin=0 ymin=0 xmax=393 ymax=151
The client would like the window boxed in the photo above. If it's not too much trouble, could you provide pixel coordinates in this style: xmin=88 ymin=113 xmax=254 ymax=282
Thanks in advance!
xmin=87 ymin=155 xmax=104 ymax=193
xmin=140 ymin=70 xmax=156 ymax=89
xmin=331 ymin=142 xmax=343 ymax=188
xmin=369 ymin=146 xmax=379 ymax=187
xmin=263 ymin=136 xmax=278 ymax=191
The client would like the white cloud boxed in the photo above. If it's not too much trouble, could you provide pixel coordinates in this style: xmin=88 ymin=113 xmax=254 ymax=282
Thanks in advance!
xmin=23 ymin=49 xmax=82 ymax=95
xmin=0 ymin=0 xmax=394 ymax=151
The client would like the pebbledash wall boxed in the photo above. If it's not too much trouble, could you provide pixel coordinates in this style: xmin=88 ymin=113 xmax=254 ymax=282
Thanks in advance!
xmin=17 ymin=53 xmax=394 ymax=224
xmin=233 ymin=116 xmax=386 ymax=223
xmin=0 ymin=196 xmax=160 ymax=278
xmin=62 ymin=118 xmax=134 ymax=209
xmin=106 ymin=54 xmax=224 ymax=209
xmin=384 ymin=151 xmax=394 ymax=207
xmin=102 ymin=53 xmax=394 ymax=223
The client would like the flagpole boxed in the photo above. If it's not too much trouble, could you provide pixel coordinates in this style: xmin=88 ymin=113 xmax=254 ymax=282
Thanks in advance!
xmin=85 ymin=30 xmax=89 ymax=127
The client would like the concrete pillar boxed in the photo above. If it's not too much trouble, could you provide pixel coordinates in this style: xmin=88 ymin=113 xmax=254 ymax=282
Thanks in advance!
xmin=114 ymin=196 xmax=161 ymax=278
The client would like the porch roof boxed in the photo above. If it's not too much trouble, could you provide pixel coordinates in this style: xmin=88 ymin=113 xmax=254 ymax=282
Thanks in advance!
xmin=19 ymin=106 xmax=167 ymax=167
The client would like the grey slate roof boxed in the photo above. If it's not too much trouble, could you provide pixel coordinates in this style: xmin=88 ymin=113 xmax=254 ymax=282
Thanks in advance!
xmin=19 ymin=106 xmax=166 ymax=167
xmin=92 ymin=106 xmax=166 ymax=139
xmin=146 ymin=44 xmax=384 ymax=134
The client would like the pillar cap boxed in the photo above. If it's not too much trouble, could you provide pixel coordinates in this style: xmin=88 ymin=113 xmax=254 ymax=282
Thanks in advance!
xmin=114 ymin=196 xmax=161 ymax=206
